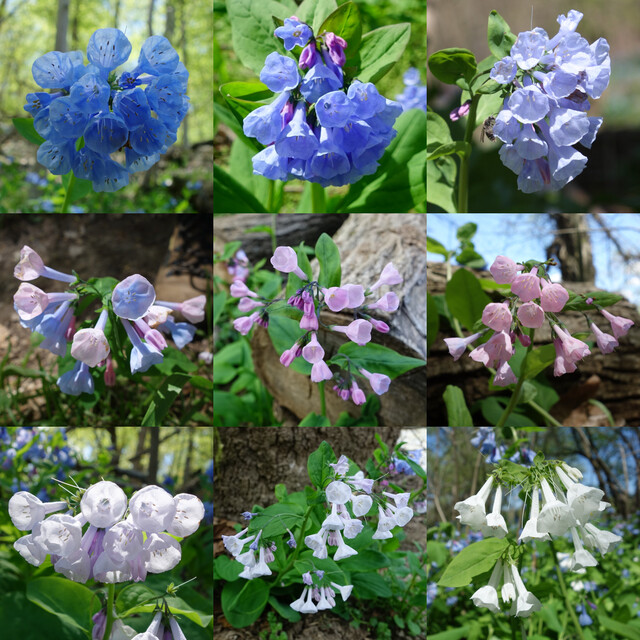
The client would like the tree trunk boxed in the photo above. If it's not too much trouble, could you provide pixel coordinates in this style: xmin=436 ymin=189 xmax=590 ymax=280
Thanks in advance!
xmin=547 ymin=213 xmax=595 ymax=284
xmin=164 ymin=0 xmax=175 ymax=45
xmin=179 ymin=0 xmax=188 ymax=147
xmin=147 ymin=0 xmax=156 ymax=37
xmin=55 ymin=0 xmax=70 ymax=51
xmin=114 ymin=0 xmax=121 ymax=27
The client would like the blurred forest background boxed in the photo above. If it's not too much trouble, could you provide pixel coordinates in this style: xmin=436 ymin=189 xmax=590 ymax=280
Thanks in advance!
xmin=0 ymin=0 xmax=213 ymax=213
xmin=427 ymin=0 xmax=640 ymax=212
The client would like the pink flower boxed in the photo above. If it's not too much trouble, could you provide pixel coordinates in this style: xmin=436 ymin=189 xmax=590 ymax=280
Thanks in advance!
xmin=489 ymin=255 xmax=521 ymax=284
xmin=230 ymin=281 xmax=258 ymax=298
xmin=14 ymin=245 xmax=76 ymax=283
xmin=311 ymin=360 xmax=333 ymax=382
xmin=359 ymin=368 xmax=391 ymax=395
xmin=270 ymin=246 xmax=307 ymax=280
xmin=540 ymin=280 xmax=569 ymax=312
xmin=600 ymin=309 xmax=634 ymax=339
xmin=517 ymin=302 xmax=545 ymax=328
xmin=71 ymin=310 xmax=110 ymax=367
xmin=443 ymin=332 xmax=482 ymax=360
xmin=553 ymin=338 xmax=577 ymax=376
xmin=552 ymin=325 xmax=591 ymax=362
xmin=104 ymin=355 xmax=116 ymax=386
xmin=482 ymin=302 xmax=512 ymax=332
xmin=368 ymin=292 xmax=399 ymax=312
xmin=590 ymin=322 xmax=618 ymax=354
xmin=517 ymin=332 xmax=531 ymax=347
xmin=511 ymin=267 xmax=541 ymax=302
xmin=323 ymin=287 xmax=349 ymax=312
xmin=351 ymin=380 xmax=366 ymax=405
xmin=324 ymin=31 xmax=347 ymax=66
xmin=469 ymin=331 xmax=513 ymax=368
xmin=370 ymin=263 xmax=402 ymax=291
xmin=178 ymin=295 xmax=206 ymax=323
xmin=449 ymin=100 xmax=471 ymax=122
xmin=302 ymin=332 xmax=325 ymax=364
xmin=369 ymin=318 xmax=389 ymax=333
xmin=333 ymin=319 xmax=372 ymax=345
xmin=233 ymin=311 xmax=260 ymax=335
xmin=280 ymin=343 xmax=301 ymax=367
xmin=300 ymin=309 xmax=319 ymax=331
xmin=342 ymin=284 xmax=365 ymax=308
xmin=299 ymin=40 xmax=318 ymax=69
xmin=493 ymin=360 xmax=517 ymax=386
xmin=238 ymin=297 xmax=264 ymax=312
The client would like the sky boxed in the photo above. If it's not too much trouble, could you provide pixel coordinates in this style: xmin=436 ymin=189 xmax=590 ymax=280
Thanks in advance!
xmin=427 ymin=214 xmax=640 ymax=306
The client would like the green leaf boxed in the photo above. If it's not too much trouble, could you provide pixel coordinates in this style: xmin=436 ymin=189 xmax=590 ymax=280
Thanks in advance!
xmin=339 ymin=550 xmax=390 ymax=572
xmin=219 ymin=81 xmax=274 ymax=145
xmin=351 ymin=572 xmax=392 ymax=598
xmin=357 ymin=23 xmax=411 ymax=84
xmin=13 ymin=117 xmax=45 ymax=145
xmin=307 ymin=440 xmax=337 ymax=488
xmin=456 ymin=248 xmax=486 ymax=269
xmin=62 ymin=173 xmax=93 ymax=203
xmin=564 ymin=290 xmax=624 ymax=311
xmin=336 ymin=109 xmax=426 ymax=213
xmin=427 ymin=292 xmax=440 ymax=353
xmin=427 ymin=236 xmax=449 ymax=256
xmin=141 ymin=373 xmax=191 ymax=426
xmin=438 ymin=538 xmax=509 ymax=587
xmin=487 ymin=10 xmax=517 ymax=59
xmin=445 ymin=268 xmax=491 ymax=330
xmin=214 ymin=554 xmax=243 ymax=582
xmin=299 ymin=412 xmax=332 ymax=426
xmin=315 ymin=232 xmax=341 ymax=288
xmin=522 ymin=344 xmax=556 ymax=380
xmin=428 ymin=48 xmax=477 ymax=85
xmin=214 ymin=164 xmax=267 ymax=213
xmin=248 ymin=502 xmax=304 ymax=537
xmin=456 ymin=222 xmax=477 ymax=241
xmin=268 ymin=595 xmax=301 ymax=623
xmin=336 ymin=342 xmax=425 ymax=379
xmin=598 ymin=615 xmax=640 ymax=640
xmin=227 ymin=0 xmax=296 ymax=75
xmin=443 ymin=384 xmax=474 ymax=427
xmin=213 ymin=291 xmax=228 ymax=326
xmin=427 ymin=628 xmax=472 ymax=640
xmin=26 ymin=577 xmax=96 ymax=634
xmin=296 ymin=0 xmax=338 ymax=33
xmin=318 ymin=2 xmax=362 ymax=57
xmin=267 ymin=311 xmax=311 ymax=375
xmin=427 ymin=155 xmax=457 ymax=212
xmin=427 ymin=141 xmax=471 ymax=161
xmin=427 ymin=108 xmax=453 ymax=151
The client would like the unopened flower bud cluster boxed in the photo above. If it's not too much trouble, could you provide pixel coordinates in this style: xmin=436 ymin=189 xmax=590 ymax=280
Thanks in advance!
xmin=9 ymin=480 xmax=204 ymax=584
xmin=222 ymin=454 xmax=414 ymax=614
xmin=444 ymin=255 xmax=634 ymax=386
xmin=230 ymin=245 xmax=403 ymax=405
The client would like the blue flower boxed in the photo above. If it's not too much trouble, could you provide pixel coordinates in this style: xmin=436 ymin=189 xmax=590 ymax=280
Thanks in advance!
xmin=57 ymin=360 xmax=95 ymax=395
xmin=274 ymin=18 xmax=312 ymax=51
xmin=508 ymin=86 xmax=550 ymax=124
xmin=49 ymin=96 xmax=89 ymax=138
xmin=135 ymin=35 xmax=179 ymax=75
xmin=31 ymin=51 xmax=75 ymax=89
xmin=69 ymin=73 xmax=111 ymax=114
xmin=576 ymin=604 xmax=593 ymax=626
xmin=315 ymin=91 xmax=354 ymax=128
xmin=259 ymin=52 xmax=300 ymax=92
xmin=300 ymin=59 xmax=342 ymax=103
xmin=491 ymin=57 xmax=518 ymax=84
xmin=242 ymin=91 xmax=291 ymax=145
xmin=274 ymin=101 xmax=318 ymax=159
xmin=86 ymin=28 xmax=132 ymax=72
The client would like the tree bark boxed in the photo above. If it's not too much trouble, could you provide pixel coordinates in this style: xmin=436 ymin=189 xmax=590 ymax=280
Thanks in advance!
xmin=546 ymin=214 xmax=595 ymax=283
xmin=55 ymin=0 xmax=70 ymax=51
xmin=147 ymin=0 xmax=156 ymax=37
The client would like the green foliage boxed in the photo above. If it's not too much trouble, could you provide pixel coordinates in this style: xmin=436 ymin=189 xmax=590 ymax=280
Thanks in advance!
xmin=445 ymin=269 xmax=491 ymax=330
xmin=487 ymin=10 xmax=517 ymax=59
xmin=428 ymin=48 xmax=477 ymax=86
xmin=438 ymin=538 xmax=509 ymax=588
xmin=221 ymin=579 xmax=271 ymax=628
xmin=356 ymin=23 xmax=411 ymax=84
xmin=443 ymin=385 xmax=473 ymax=427
xmin=315 ymin=233 xmax=342 ymax=289
xmin=334 ymin=342 xmax=426 ymax=379
xmin=307 ymin=440 xmax=337 ymax=488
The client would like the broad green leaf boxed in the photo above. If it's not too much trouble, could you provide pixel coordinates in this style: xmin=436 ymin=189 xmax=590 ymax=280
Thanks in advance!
xmin=427 ymin=236 xmax=449 ymax=256
xmin=427 ymin=292 xmax=440 ymax=352
xmin=219 ymin=81 xmax=274 ymax=143
xmin=13 ymin=117 xmax=45 ymax=145
xmin=487 ymin=10 xmax=517 ymax=59
xmin=340 ymin=550 xmax=390 ymax=572
xmin=428 ymin=628 xmax=472 ymax=640
xmin=523 ymin=344 xmax=556 ymax=380
xmin=456 ymin=247 xmax=485 ymax=269
xmin=336 ymin=109 xmax=426 ymax=213
xmin=598 ymin=615 xmax=640 ymax=640
xmin=248 ymin=502 xmax=305 ymax=537
xmin=443 ymin=384 xmax=473 ymax=427
xmin=307 ymin=440 xmax=337 ymax=488
xmin=213 ymin=291 xmax=228 ymax=326
xmin=445 ymin=268 xmax=491 ymax=330
xmin=214 ymin=164 xmax=266 ymax=213
xmin=214 ymin=390 xmax=247 ymax=426
xmin=336 ymin=342 xmax=426 ymax=379
xmin=227 ymin=0 xmax=296 ymax=75
xmin=427 ymin=108 xmax=453 ymax=152
xmin=527 ymin=379 xmax=559 ymax=412
xmin=26 ymin=577 xmax=96 ymax=634
xmin=438 ymin=538 xmax=509 ymax=587
xmin=318 ymin=2 xmax=362 ymax=57
xmin=267 ymin=311 xmax=311 ymax=375
xmin=299 ymin=412 xmax=332 ymax=426
xmin=214 ymin=554 xmax=243 ymax=582
xmin=357 ymin=23 xmax=411 ymax=84
xmin=564 ymin=290 xmax=624 ymax=311
xmin=228 ymin=137 xmax=272 ymax=210
xmin=62 ymin=173 xmax=92 ymax=203
xmin=118 ymin=595 xmax=213 ymax=627
xmin=315 ymin=232 xmax=341 ymax=288
xmin=351 ymin=572 xmax=392 ymax=598
xmin=214 ymin=101 xmax=255 ymax=150
xmin=461 ymin=89 xmax=503 ymax=132
xmin=428 ymin=48 xmax=477 ymax=85
xmin=456 ymin=222 xmax=477 ymax=241
xmin=295 ymin=0 xmax=337 ymax=33
xmin=427 ymin=141 xmax=471 ymax=161
xmin=141 ymin=373 xmax=191 ymax=426
xmin=268 ymin=595 xmax=301 ymax=623
xmin=427 ymin=155 xmax=457 ymax=212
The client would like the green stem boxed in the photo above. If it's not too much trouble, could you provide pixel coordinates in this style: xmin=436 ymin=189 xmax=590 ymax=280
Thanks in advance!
xmin=496 ymin=329 xmax=535 ymax=428
xmin=275 ymin=506 xmax=313 ymax=583
xmin=103 ymin=583 xmax=115 ymax=640
xmin=456 ymin=94 xmax=479 ymax=214
xmin=60 ymin=173 xmax=75 ymax=214
xmin=267 ymin=181 xmax=275 ymax=213
xmin=549 ymin=538 xmax=587 ymax=640
xmin=528 ymin=399 xmax=562 ymax=427
xmin=310 ymin=182 xmax=325 ymax=214
xmin=319 ymin=380 xmax=326 ymax=418
xmin=520 ymin=620 xmax=528 ymax=640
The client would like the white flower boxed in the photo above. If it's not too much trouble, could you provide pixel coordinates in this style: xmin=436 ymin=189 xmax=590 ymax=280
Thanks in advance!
xmin=166 ymin=493 xmax=204 ymax=537
xmin=581 ymin=522 xmax=622 ymax=554
xmin=169 ymin=617 xmax=188 ymax=640
xmin=322 ymin=502 xmax=345 ymax=530
xmin=343 ymin=518 xmax=364 ymax=539
xmin=561 ymin=462 xmax=583 ymax=481
xmin=316 ymin=587 xmax=334 ymax=610
xmin=481 ymin=486 xmax=508 ymax=538
xmin=144 ymin=532 xmax=182 ymax=573
xmin=325 ymin=481 xmax=352 ymax=505
xmin=383 ymin=491 xmax=411 ymax=509
xmin=80 ymin=481 xmax=128 ymax=528
xmin=54 ymin=549 xmax=91 ymax=583
xmin=332 ymin=530 xmax=358 ymax=561
xmin=537 ymin=477 xmax=576 ymax=536
xmin=556 ymin=465 xmax=604 ymax=525
xmin=305 ymin=529 xmax=329 ymax=559
xmin=454 ymin=476 xmax=493 ymax=530
xmin=32 ymin=513 xmax=83 ymax=557
xmin=129 ymin=485 xmax=176 ymax=533
xmin=501 ymin=564 xmax=516 ymax=603
xmin=299 ymin=587 xmax=318 ymax=614
xmin=329 ymin=455 xmax=350 ymax=476
xmin=104 ymin=520 xmax=144 ymax=564
xmin=519 ymin=487 xmax=551 ymax=543
xmin=330 ymin=582 xmax=353 ymax=600
xmin=386 ymin=503 xmax=414 ymax=527
xmin=14 ymin=534 xmax=47 ymax=566
xmin=9 ymin=491 xmax=68 ymax=531
xmin=509 ymin=564 xmax=541 ymax=617
xmin=351 ymin=494 xmax=373 ymax=517
xmin=93 ymin=551 xmax=133 ymax=583
xmin=131 ymin=612 xmax=163 ymax=640
xmin=222 ymin=527 xmax=255 ymax=557
xmin=347 ymin=471 xmax=374 ymax=494
xmin=290 ymin=586 xmax=309 ymax=611
xmin=470 ymin=559 xmax=502 ymax=613
xmin=248 ymin=546 xmax=273 ymax=578
xmin=569 ymin=527 xmax=598 ymax=571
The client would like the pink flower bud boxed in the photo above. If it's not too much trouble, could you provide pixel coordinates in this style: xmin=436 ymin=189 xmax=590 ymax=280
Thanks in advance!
xmin=104 ymin=355 xmax=116 ymax=386
xmin=351 ymin=381 xmax=366 ymax=405
xmin=517 ymin=301 xmax=545 ymax=328
xmin=370 ymin=263 xmax=402 ymax=291
xmin=517 ymin=333 xmax=531 ymax=347
xmin=359 ymin=367 xmax=391 ymax=395
xmin=482 ymin=302 xmax=512 ymax=331
xmin=590 ymin=322 xmax=618 ymax=354
xmin=370 ymin=318 xmax=389 ymax=333
xmin=233 ymin=311 xmax=260 ymax=335
xmin=238 ymin=296 xmax=264 ymax=312
xmin=299 ymin=41 xmax=318 ymax=69
xmin=489 ymin=255 xmax=521 ymax=285
xmin=230 ymin=281 xmax=258 ymax=298
xmin=493 ymin=360 xmax=517 ymax=386
xmin=333 ymin=319 xmax=372 ymax=345
xmin=270 ymin=246 xmax=307 ymax=280
xmin=449 ymin=100 xmax=471 ymax=122
xmin=600 ymin=309 xmax=634 ymax=339
xmin=300 ymin=309 xmax=319 ymax=331
xmin=65 ymin=315 xmax=76 ymax=341
xmin=585 ymin=297 xmax=594 ymax=305
xmin=540 ymin=279 xmax=569 ymax=312
xmin=280 ymin=344 xmax=299 ymax=367
xmin=443 ymin=332 xmax=482 ymax=360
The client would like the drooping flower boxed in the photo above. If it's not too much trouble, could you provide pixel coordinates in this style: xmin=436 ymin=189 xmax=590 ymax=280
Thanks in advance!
xmin=444 ymin=332 xmax=482 ymax=360
xmin=470 ymin=559 xmax=502 ymax=612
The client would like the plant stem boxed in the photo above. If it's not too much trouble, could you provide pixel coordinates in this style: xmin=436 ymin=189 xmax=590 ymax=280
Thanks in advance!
xmin=310 ymin=182 xmax=325 ymax=214
xmin=520 ymin=620 xmax=528 ymax=640
xmin=528 ymin=399 xmax=562 ymax=426
xmin=496 ymin=329 xmax=535 ymax=428
xmin=275 ymin=506 xmax=313 ymax=583
xmin=319 ymin=380 xmax=326 ymax=418
xmin=103 ymin=583 xmax=115 ymax=640
xmin=456 ymin=94 xmax=479 ymax=214
xmin=267 ymin=181 xmax=275 ymax=213
xmin=549 ymin=538 xmax=587 ymax=640
xmin=60 ymin=174 xmax=75 ymax=213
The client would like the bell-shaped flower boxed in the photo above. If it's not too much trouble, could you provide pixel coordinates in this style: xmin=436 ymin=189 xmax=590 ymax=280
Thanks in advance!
xmin=519 ymin=487 xmax=551 ymax=542
xmin=9 ymin=491 xmax=68 ymax=531
xmin=348 ymin=471 xmax=374 ymax=494
xmin=443 ymin=332 xmax=482 ymax=361
xmin=221 ymin=527 xmax=255 ymax=557
xmin=311 ymin=359 xmax=333 ymax=382
xmin=510 ymin=563 xmax=542 ymax=617
xmin=332 ymin=319 xmax=372 ymax=346
xmin=489 ymin=255 xmax=522 ymax=284
xmin=154 ymin=295 xmax=206 ymax=324
xmin=367 ymin=291 xmax=399 ymax=312
xmin=493 ymin=359 xmax=518 ymax=387
xmin=71 ymin=309 xmax=110 ymax=367
xmin=57 ymin=359 xmax=94 ymax=395
xmin=290 ymin=586 xmax=309 ymax=612
xmin=168 ymin=618 xmax=188 ymax=640
xmin=454 ymin=475 xmax=494 ymax=529
xmin=517 ymin=302 xmax=545 ymax=329
xmin=326 ymin=481 xmax=352 ymax=505
xmin=249 ymin=546 xmax=273 ymax=578
xmin=359 ymin=367 xmax=391 ymax=395
xmin=482 ymin=302 xmax=512 ymax=332
xmin=386 ymin=504 xmax=414 ymax=527
xmin=329 ymin=454 xmax=350 ymax=476
xmin=470 ymin=559 xmax=502 ymax=613
xmin=580 ymin=522 xmax=622 ymax=555
xmin=501 ymin=564 xmax=516 ymax=603
xmin=555 ymin=465 xmax=604 ymax=525
xmin=112 ymin=274 xmax=156 ymax=320
xmin=322 ymin=287 xmax=350 ymax=312
xmin=259 ymin=52 xmax=301 ymax=92
xmin=537 ymin=477 xmax=576 ymax=536
xmin=342 ymin=517 xmax=364 ymax=539
xmin=14 ymin=534 xmax=47 ymax=566
xmin=55 ymin=548 xmax=91 ymax=583
xmin=469 ymin=331 xmax=513 ymax=368
xmin=321 ymin=502 xmax=345 ymax=530
xmin=121 ymin=318 xmax=164 ymax=374
xmin=166 ymin=493 xmax=204 ymax=537
xmin=481 ymin=486 xmax=508 ymax=538
xmin=370 ymin=262 xmax=403 ymax=291
xmin=32 ymin=513 xmax=83 ymax=557
xmin=299 ymin=585 xmax=318 ymax=614
xmin=14 ymin=245 xmax=76 ymax=283
xmin=38 ymin=300 xmax=75 ymax=356
xmin=80 ymin=480 xmax=127 ymax=528
xmin=599 ymin=309 xmax=634 ymax=339
xmin=553 ymin=338 xmax=577 ymax=376
xmin=302 ymin=332 xmax=324 ymax=364
xmin=375 ymin=505 xmax=397 ymax=534
xmin=270 ymin=246 xmax=307 ymax=280
xmin=351 ymin=494 xmax=373 ymax=517
xmin=569 ymin=527 xmax=598 ymax=571
xmin=144 ymin=532 xmax=182 ymax=573
xmin=511 ymin=267 xmax=542 ymax=301
xmin=242 ymin=90 xmax=291 ymax=145
xmin=315 ymin=586 xmax=334 ymax=611
xmin=13 ymin=283 xmax=76 ymax=321
xmin=540 ymin=279 xmax=569 ymax=312
xmin=552 ymin=325 xmax=591 ymax=363
xmin=305 ymin=528 xmax=329 ymax=559
xmin=590 ymin=322 xmax=618 ymax=354
xmin=129 ymin=485 xmax=176 ymax=533
xmin=332 ymin=530 xmax=357 ymax=561
xmin=330 ymin=582 xmax=353 ymax=601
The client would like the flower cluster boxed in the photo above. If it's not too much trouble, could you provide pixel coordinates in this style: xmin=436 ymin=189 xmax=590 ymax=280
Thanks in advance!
xmin=242 ymin=17 xmax=402 ymax=186
xmin=10 ymin=480 xmax=204 ymax=584
xmin=456 ymin=461 xmax=621 ymax=617
xmin=444 ymin=255 xmax=634 ymax=385
xmin=395 ymin=67 xmax=427 ymax=112
xmin=471 ymin=427 xmax=535 ymax=465
xmin=25 ymin=28 xmax=189 ymax=192
xmin=487 ymin=10 xmax=610 ymax=193
xmin=227 ymin=248 xmax=250 ymax=282
xmin=222 ymin=454 xmax=414 ymax=614
xmin=97 ymin=610 xmax=189 ymax=640
xmin=229 ymin=245 xmax=403 ymax=405
xmin=13 ymin=245 xmax=205 ymax=395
